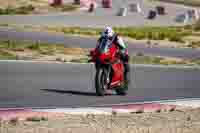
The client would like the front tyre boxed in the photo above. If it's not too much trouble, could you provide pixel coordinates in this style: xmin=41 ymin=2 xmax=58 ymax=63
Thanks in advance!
xmin=95 ymin=68 xmax=108 ymax=96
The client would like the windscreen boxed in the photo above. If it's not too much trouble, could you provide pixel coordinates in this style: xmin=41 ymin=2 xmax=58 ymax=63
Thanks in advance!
xmin=97 ymin=37 xmax=112 ymax=53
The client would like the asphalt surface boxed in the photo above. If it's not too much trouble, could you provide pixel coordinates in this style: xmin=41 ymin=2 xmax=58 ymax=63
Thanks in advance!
xmin=0 ymin=28 xmax=200 ymax=59
xmin=0 ymin=0 xmax=194 ymax=27
xmin=0 ymin=61 xmax=200 ymax=108
xmin=0 ymin=0 xmax=199 ymax=109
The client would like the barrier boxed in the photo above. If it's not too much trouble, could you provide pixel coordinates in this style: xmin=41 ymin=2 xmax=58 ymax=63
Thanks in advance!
xmin=74 ymin=0 xmax=97 ymax=8
xmin=117 ymin=7 xmax=127 ymax=16
xmin=49 ymin=0 xmax=63 ymax=6
xmin=175 ymin=13 xmax=189 ymax=24
xmin=102 ymin=0 xmax=112 ymax=8
xmin=129 ymin=3 xmax=142 ymax=13
xmin=156 ymin=6 xmax=166 ymax=15
xmin=148 ymin=10 xmax=157 ymax=19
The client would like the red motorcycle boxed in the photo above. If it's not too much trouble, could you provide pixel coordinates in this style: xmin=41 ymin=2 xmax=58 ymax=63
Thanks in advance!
xmin=89 ymin=37 xmax=128 ymax=96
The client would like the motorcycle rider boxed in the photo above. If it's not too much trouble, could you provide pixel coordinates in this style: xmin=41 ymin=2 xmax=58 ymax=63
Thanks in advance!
xmin=97 ymin=27 xmax=130 ymax=84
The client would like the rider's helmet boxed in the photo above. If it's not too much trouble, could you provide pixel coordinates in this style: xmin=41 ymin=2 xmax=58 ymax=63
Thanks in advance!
xmin=102 ymin=26 xmax=114 ymax=38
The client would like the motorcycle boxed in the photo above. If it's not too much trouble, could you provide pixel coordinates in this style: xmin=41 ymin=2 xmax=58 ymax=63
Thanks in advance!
xmin=88 ymin=37 xmax=128 ymax=96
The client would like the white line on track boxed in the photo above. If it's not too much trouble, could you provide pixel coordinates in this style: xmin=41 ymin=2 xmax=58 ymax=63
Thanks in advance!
xmin=95 ymin=98 xmax=200 ymax=108
xmin=31 ymin=98 xmax=200 ymax=114
xmin=0 ymin=98 xmax=200 ymax=115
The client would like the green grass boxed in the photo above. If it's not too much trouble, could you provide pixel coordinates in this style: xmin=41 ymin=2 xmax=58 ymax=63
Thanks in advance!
xmin=60 ymin=4 xmax=80 ymax=12
xmin=114 ymin=27 xmax=189 ymax=42
xmin=130 ymin=54 xmax=200 ymax=65
xmin=1 ymin=23 xmax=199 ymax=46
xmin=47 ymin=26 xmax=191 ymax=43
xmin=50 ymin=3 xmax=80 ymax=12
xmin=0 ymin=40 xmax=65 ymax=55
xmin=193 ymin=20 xmax=200 ymax=31
xmin=70 ymin=57 xmax=89 ymax=63
xmin=1 ymin=24 xmax=198 ymax=44
xmin=26 ymin=116 xmax=48 ymax=122
xmin=0 ymin=3 xmax=79 ymax=15
xmin=0 ymin=39 xmax=199 ymax=66
xmin=191 ymin=59 xmax=200 ymax=65
xmin=69 ymin=52 xmax=199 ymax=66
xmin=0 ymin=39 xmax=71 ymax=60
xmin=0 ymin=5 xmax=35 ymax=15
xmin=59 ymin=27 xmax=102 ymax=36
xmin=187 ymin=41 xmax=200 ymax=48
xmin=195 ymin=60 xmax=200 ymax=65
xmin=130 ymin=55 xmax=163 ymax=65
xmin=0 ymin=50 xmax=16 ymax=60
xmin=155 ymin=0 xmax=200 ymax=7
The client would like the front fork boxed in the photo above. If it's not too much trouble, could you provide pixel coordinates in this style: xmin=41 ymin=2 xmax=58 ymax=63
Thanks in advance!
xmin=106 ymin=66 xmax=111 ymax=83
xmin=106 ymin=65 xmax=113 ymax=88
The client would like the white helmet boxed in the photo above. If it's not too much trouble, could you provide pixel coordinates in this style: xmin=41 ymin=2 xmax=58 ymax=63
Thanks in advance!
xmin=102 ymin=27 xmax=114 ymax=37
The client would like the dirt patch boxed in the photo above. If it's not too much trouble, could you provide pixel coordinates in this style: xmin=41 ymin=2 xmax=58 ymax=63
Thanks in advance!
xmin=12 ymin=47 xmax=89 ymax=62
xmin=63 ymin=47 xmax=88 ymax=55
xmin=0 ymin=40 xmax=199 ymax=65
xmin=130 ymin=53 xmax=200 ymax=66
xmin=0 ymin=0 xmax=48 ymax=9
xmin=1 ymin=108 xmax=200 ymax=133
xmin=157 ymin=56 xmax=191 ymax=65
xmin=124 ymin=37 xmax=189 ymax=48
xmin=2 ymin=46 xmax=200 ymax=65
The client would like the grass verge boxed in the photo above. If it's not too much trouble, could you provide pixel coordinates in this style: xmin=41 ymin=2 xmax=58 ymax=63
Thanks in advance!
xmin=46 ymin=26 xmax=192 ymax=43
xmin=130 ymin=54 xmax=200 ymax=66
xmin=43 ymin=22 xmax=200 ymax=48
xmin=0 ymin=39 xmax=89 ymax=61
xmin=155 ymin=0 xmax=200 ymax=7
xmin=0 ymin=2 xmax=79 ymax=15
xmin=1 ymin=22 xmax=200 ymax=48
xmin=0 ymin=5 xmax=35 ymax=15
xmin=45 ymin=25 xmax=200 ymax=48
xmin=0 ymin=50 xmax=16 ymax=60
xmin=54 ymin=4 xmax=80 ymax=12
xmin=0 ymin=40 xmax=65 ymax=55
xmin=0 ymin=39 xmax=199 ymax=66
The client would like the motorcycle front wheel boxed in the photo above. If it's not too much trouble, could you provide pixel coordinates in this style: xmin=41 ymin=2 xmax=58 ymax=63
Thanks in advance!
xmin=95 ymin=67 xmax=108 ymax=96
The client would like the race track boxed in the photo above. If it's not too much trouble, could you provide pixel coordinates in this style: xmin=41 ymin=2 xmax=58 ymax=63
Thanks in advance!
xmin=0 ymin=61 xmax=200 ymax=108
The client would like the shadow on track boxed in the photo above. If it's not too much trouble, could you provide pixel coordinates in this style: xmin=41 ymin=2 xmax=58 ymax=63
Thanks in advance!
xmin=41 ymin=89 xmax=97 ymax=96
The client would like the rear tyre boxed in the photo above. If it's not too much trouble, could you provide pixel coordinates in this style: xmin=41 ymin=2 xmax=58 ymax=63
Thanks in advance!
xmin=95 ymin=68 xmax=108 ymax=96
xmin=116 ymin=64 xmax=129 ymax=96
